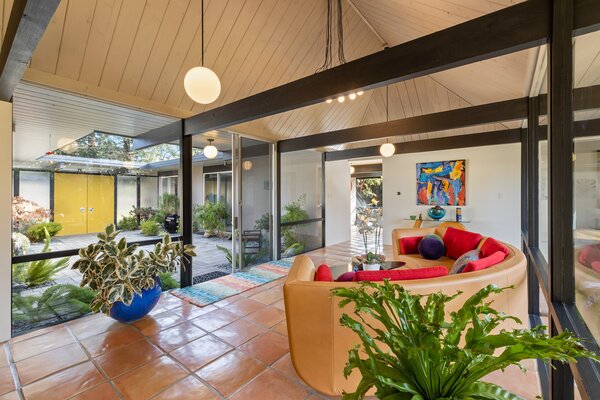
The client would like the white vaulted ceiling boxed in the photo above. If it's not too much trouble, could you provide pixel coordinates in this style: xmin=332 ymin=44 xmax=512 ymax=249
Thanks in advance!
xmin=1 ymin=0 xmax=598 ymax=155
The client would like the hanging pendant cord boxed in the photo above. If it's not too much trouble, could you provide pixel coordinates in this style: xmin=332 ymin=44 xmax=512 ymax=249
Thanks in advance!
xmin=337 ymin=0 xmax=346 ymax=65
xmin=316 ymin=0 xmax=333 ymax=72
xmin=201 ymin=0 xmax=205 ymax=67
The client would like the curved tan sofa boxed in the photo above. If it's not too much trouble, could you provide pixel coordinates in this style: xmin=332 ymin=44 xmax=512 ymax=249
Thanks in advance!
xmin=283 ymin=228 xmax=527 ymax=396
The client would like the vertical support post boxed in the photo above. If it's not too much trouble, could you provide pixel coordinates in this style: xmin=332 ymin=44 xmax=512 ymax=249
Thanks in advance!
xmin=275 ymin=147 xmax=281 ymax=260
xmin=526 ymin=98 xmax=540 ymax=317
xmin=321 ymin=153 xmax=326 ymax=249
xmin=136 ymin=176 xmax=141 ymax=209
xmin=548 ymin=0 xmax=574 ymax=399
xmin=270 ymin=143 xmax=278 ymax=261
xmin=180 ymin=123 xmax=193 ymax=288
xmin=0 ymin=101 xmax=12 ymax=341
xmin=231 ymin=134 xmax=238 ymax=273
xmin=13 ymin=170 xmax=19 ymax=196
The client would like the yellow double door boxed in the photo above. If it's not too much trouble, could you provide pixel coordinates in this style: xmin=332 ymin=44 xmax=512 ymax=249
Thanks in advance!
xmin=54 ymin=173 xmax=115 ymax=236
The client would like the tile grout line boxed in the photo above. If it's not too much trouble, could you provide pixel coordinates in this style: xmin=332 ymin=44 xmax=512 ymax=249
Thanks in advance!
xmin=3 ymin=342 xmax=24 ymax=400
xmin=64 ymin=323 xmax=127 ymax=400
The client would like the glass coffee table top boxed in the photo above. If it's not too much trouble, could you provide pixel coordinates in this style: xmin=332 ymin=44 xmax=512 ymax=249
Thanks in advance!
xmin=329 ymin=261 xmax=406 ymax=280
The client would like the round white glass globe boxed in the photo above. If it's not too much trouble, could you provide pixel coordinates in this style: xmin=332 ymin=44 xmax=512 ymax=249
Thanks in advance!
xmin=242 ymin=160 xmax=253 ymax=171
xmin=350 ymin=166 xmax=355 ymax=174
xmin=380 ymin=143 xmax=395 ymax=158
xmin=184 ymin=66 xmax=221 ymax=104
xmin=204 ymin=144 xmax=218 ymax=159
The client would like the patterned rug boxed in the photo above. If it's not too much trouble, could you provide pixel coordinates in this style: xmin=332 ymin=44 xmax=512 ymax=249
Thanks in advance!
xmin=171 ymin=259 xmax=294 ymax=307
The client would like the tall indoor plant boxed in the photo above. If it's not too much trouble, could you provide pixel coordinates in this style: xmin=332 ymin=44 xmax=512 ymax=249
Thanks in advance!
xmin=73 ymin=224 xmax=196 ymax=322
xmin=332 ymin=282 xmax=600 ymax=400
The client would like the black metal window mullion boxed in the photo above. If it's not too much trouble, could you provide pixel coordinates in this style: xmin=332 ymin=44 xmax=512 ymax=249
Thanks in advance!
xmin=180 ymin=122 xmax=193 ymax=288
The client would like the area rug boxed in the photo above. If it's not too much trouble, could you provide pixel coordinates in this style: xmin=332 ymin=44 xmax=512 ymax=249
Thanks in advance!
xmin=171 ymin=259 xmax=294 ymax=307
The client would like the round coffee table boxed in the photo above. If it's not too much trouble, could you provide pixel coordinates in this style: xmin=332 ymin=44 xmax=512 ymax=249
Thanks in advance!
xmin=329 ymin=261 xmax=406 ymax=280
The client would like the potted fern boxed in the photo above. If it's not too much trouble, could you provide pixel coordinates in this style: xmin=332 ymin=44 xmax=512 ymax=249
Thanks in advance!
xmin=332 ymin=282 xmax=600 ymax=400
xmin=72 ymin=225 xmax=196 ymax=322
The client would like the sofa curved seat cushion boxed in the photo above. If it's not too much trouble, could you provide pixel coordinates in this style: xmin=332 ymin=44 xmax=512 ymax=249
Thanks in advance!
xmin=283 ymin=242 xmax=527 ymax=396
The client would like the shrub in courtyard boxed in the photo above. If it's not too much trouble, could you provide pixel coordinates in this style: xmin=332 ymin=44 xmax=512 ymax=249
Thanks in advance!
xmin=12 ymin=232 xmax=30 ymax=256
xmin=12 ymin=196 xmax=51 ymax=232
xmin=158 ymin=272 xmax=180 ymax=290
xmin=160 ymin=193 xmax=179 ymax=215
xmin=130 ymin=206 xmax=158 ymax=222
xmin=195 ymin=201 xmax=229 ymax=237
xmin=12 ymin=284 xmax=96 ymax=325
xmin=281 ymin=195 xmax=309 ymax=255
xmin=118 ymin=215 xmax=139 ymax=231
xmin=12 ymin=229 xmax=69 ymax=287
xmin=332 ymin=282 xmax=600 ymax=400
xmin=27 ymin=222 xmax=63 ymax=242
xmin=140 ymin=220 xmax=162 ymax=236
xmin=216 ymin=245 xmax=267 ymax=268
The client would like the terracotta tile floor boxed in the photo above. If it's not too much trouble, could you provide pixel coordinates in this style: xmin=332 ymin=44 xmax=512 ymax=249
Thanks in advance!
xmin=0 ymin=241 xmax=542 ymax=399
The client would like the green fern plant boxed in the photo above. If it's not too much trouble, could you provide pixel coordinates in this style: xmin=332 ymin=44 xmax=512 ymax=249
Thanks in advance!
xmin=216 ymin=245 xmax=266 ymax=268
xmin=332 ymin=282 xmax=600 ymax=400
xmin=12 ymin=229 xmax=69 ymax=287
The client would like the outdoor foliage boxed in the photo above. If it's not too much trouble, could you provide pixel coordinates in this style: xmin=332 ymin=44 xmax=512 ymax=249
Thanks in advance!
xmin=158 ymin=272 xmax=180 ymax=291
xmin=195 ymin=201 xmax=229 ymax=236
xmin=12 ymin=284 xmax=96 ymax=324
xmin=216 ymin=245 xmax=267 ymax=268
xmin=332 ymin=282 xmax=600 ymax=400
xmin=12 ymin=196 xmax=51 ymax=232
xmin=12 ymin=230 xmax=69 ymax=287
xmin=72 ymin=225 xmax=196 ymax=314
xmin=118 ymin=215 xmax=139 ymax=231
xmin=27 ymin=222 xmax=63 ymax=242
xmin=356 ymin=178 xmax=383 ymax=208
xmin=160 ymin=193 xmax=179 ymax=215
xmin=281 ymin=195 xmax=309 ymax=256
xmin=130 ymin=206 xmax=159 ymax=222
xmin=140 ymin=220 xmax=162 ymax=236
xmin=12 ymin=232 xmax=30 ymax=256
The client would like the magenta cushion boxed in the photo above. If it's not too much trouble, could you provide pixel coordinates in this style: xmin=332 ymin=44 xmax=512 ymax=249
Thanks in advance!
xmin=480 ymin=237 xmax=510 ymax=259
xmin=314 ymin=264 xmax=333 ymax=281
xmin=462 ymin=251 xmax=506 ymax=273
xmin=442 ymin=227 xmax=483 ymax=260
xmin=399 ymin=236 xmax=423 ymax=254
xmin=336 ymin=271 xmax=356 ymax=282
xmin=353 ymin=266 xmax=448 ymax=282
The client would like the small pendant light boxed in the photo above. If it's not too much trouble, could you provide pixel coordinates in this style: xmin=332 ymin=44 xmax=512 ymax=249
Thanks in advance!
xmin=204 ymin=139 xmax=218 ymax=159
xmin=380 ymin=85 xmax=395 ymax=157
xmin=184 ymin=0 xmax=221 ymax=104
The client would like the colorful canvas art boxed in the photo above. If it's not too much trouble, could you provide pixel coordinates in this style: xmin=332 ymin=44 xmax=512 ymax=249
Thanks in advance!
xmin=416 ymin=160 xmax=466 ymax=206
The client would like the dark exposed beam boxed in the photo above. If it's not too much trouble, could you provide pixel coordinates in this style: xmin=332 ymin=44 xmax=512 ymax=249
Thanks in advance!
xmin=324 ymin=129 xmax=522 ymax=162
xmin=0 ymin=0 xmax=61 ymax=101
xmin=181 ymin=0 xmax=552 ymax=135
xmin=132 ymin=120 xmax=182 ymax=150
xmin=539 ymin=83 xmax=600 ymax=113
xmin=282 ymin=97 xmax=528 ymax=152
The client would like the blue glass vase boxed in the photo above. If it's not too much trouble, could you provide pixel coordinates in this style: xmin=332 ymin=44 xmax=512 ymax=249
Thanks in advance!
xmin=109 ymin=277 xmax=162 ymax=323
xmin=427 ymin=207 xmax=446 ymax=220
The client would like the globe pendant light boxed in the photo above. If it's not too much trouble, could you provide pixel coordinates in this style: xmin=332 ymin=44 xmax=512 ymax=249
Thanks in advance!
xmin=380 ymin=85 xmax=395 ymax=158
xmin=204 ymin=139 xmax=218 ymax=159
xmin=184 ymin=0 xmax=221 ymax=104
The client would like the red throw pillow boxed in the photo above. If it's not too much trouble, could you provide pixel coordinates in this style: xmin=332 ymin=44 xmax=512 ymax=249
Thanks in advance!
xmin=399 ymin=236 xmax=423 ymax=254
xmin=443 ymin=227 xmax=483 ymax=260
xmin=353 ymin=266 xmax=448 ymax=282
xmin=314 ymin=264 xmax=333 ymax=281
xmin=462 ymin=251 xmax=506 ymax=273
xmin=480 ymin=237 xmax=510 ymax=259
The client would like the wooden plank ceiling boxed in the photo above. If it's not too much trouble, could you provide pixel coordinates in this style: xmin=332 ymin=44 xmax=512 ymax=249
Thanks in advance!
xmin=4 ymin=0 xmax=598 ymax=153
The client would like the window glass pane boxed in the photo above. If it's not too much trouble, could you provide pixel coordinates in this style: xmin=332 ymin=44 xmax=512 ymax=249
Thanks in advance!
xmin=18 ymin=171 xmax=51 ymax=209
xmin=116 ymin=176 xmax=137 ymax=221
xmin=281 ymin=221 xmax=323 ymax=257
xmin=280 ymin=150 xmax=323 ymax=220
xmin=573 ymin=28 xmax=600 ymax=345
xmin=539 ymin=140 xmax=549 ymax=260
xmin=140 ymin=176 xmax=158 ymax=208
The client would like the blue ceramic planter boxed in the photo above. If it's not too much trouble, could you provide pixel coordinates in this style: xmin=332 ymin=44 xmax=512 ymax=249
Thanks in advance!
xmin=109 ymin=277 xmax=162 ymax=323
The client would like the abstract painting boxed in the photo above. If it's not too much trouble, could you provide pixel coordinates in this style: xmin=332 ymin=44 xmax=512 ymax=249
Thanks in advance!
xmin=416 ymin=160 xmax=466 ymax=206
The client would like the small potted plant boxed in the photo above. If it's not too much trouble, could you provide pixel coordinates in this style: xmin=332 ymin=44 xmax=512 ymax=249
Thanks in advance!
xmin=72 ymin=225 xmax=196 ymax=322
xmin=355 ymin=207 xmax=385 ymax=270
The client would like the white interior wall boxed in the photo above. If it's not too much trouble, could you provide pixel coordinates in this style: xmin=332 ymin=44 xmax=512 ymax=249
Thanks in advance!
xmin=1 ymin=101 xmax=12 ymax=341
xmin=325 ymin=160 xmax=351 ymax=245
xmin=382 ymin=143 xmax=521 ymax=247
